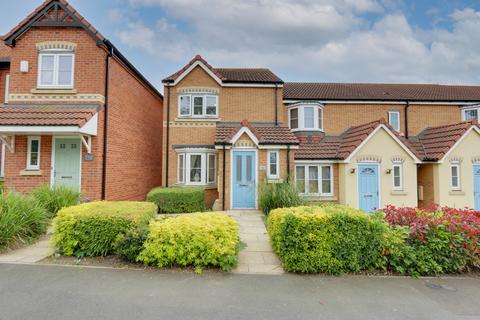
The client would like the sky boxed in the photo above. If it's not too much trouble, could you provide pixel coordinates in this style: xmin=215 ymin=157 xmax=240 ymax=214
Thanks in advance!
xmin=1 ymin=0 xmax=480 ymax=91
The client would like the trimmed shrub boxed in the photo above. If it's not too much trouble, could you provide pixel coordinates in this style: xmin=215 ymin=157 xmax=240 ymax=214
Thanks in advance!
xmin=381 ymin=205 xmax=479 ymax=275
xmin=0 ymin=193 xmax=48 ymax=249
xmin=32 ymin=185 xmax=81 ymax=218
xmin=113 ymin=226 xmax=149 ymax=262
xmin=138 ymin=213 xmax=239 ymax=272
xmin=147 ymin=187 xmax=206 ymax=214
xmin=52 ymin=201 xmax=156 ymax=257
xmin=259 ymin=181 xmax=304 ymax=215
xmin=267 ymin=206 xmax=388 ymax=274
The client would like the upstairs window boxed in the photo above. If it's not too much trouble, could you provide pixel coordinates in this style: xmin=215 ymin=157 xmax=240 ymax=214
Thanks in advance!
xmin=38 ymin=52 xmax=75 ymax=88
xmin=288 ymin=104 xmax=323 ymax=131
xmin=388 ymin=111 xmax=401 ymax=132
xmin=463 ymin=107 xmax=479 ymax=121
xmin=178 ymin=94 xmax=218 ymax=118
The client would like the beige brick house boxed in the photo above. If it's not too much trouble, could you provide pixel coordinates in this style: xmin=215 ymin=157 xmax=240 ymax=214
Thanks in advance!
xmin=163 ymin=56 xmax=480 ymax=211
xmin=0 ymin=0 xmax=163 ymax=200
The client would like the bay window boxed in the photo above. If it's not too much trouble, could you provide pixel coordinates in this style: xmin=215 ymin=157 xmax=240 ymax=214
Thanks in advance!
xmin=295 ymin=164 xmax=333 ymax=196
xmin=178 ymin=94 xmax=218 ymax=118
xmin=288 ymin=104 xmax=323 ymax=131
xmin=38 ymin=52 xmax=74 ymax=88
xmin=177 ymin=151 xmax=216 ymax=186
xmin=463 ymin=107 xmax=479 ymax=121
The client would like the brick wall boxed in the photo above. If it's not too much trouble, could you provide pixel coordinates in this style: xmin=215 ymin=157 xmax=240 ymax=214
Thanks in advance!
xmin=407 ymin=104 xmax=461 ymax=136
xmin=9 ymin=27 xmax=105 ymax=95
xmin=105 ymin=56 xmax=163 ymax=200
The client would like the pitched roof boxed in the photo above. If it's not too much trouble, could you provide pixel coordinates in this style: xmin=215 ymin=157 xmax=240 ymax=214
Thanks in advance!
xmin=295 ymin=119 xmax=421 ymax=161
xmin=163 ymin=55 xmax=283 ymax=84
xmin=215 ymin=120 xmax=298 ymax=145
xmin=0 ymin=106 xmax=97 ymax=127
xmin=3 ymin=0 xmax=105 ymax=45
xmin=284 ymin=82 xmax=480 ymax=102
xmin=1 ymin=0 xmax=162 ymax=99
xmin=411 ymin=120 xmax=480 ymax=161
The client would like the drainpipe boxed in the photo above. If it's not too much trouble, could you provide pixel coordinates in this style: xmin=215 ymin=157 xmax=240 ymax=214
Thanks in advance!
xmin=165 ymin=85 xmax=171 ymax=187
xmin=101 ymin=46 xmax=113 ymax=200
xmin=222 ymin=144 xmax=226 ymax=210
xmin=274 ymin=84 xmax=278 ymax=126
xmin=405 ymin=101 xmax=410 ymax=138
xmin=286 ymin=145 xmax=291 ymax=180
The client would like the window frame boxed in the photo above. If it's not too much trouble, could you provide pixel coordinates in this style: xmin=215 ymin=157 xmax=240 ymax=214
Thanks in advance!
xmin=37 ymin=52 xmax=75 ymax=89
xmin=388 ymin=111 xmax=401 ymax=132
xmin=462 ymin=107 xmax=480 ymax=121
xmin=177 ymin=151 xmax=217 ymax=186
xmin=294 ymin=164 xmax=333 ymax=196
xmin=26 ymin=136 xmax=41 ymax=170
xmin=392 ymin=162 xmax=403 ymax=191
xmin=288 ymin=105 xmax=324 ymax=132
xmin=178 ymin=94 xmax=218 ymax=118
xmin=267 ymin=150 xmax=280 ymax=179
xmin=450 ymin=162 xmax=461 ymax=190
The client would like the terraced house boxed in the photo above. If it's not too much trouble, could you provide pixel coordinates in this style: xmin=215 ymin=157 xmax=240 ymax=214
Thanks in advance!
xmin=0 ymin=0 xmax=163 ymax=200
xmin=162 ymin=56 xmax=480 ymax=211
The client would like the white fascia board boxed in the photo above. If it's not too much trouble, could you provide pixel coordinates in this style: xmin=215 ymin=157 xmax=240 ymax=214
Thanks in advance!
xmin=295 ymin=160 xmax=340 ymax=164
xmin=79 ymin=113 xmax=98 ymax=136
xmin=283 ymin=100 xmax=475 ymax=106
xmin=438 ymin=126 xmax=480 ymax=163
xmin=343 ymin=125 xmax=421 ymax=164
xmin=258 ymin=145 xmax=299 ymax=149
xmin=222 ymin=83 xmax=283 ymax=88
xmin=230 ymin=127 xmax=259 ymax=146
xmin=172 ymin=61 xmax=223 ymax=86
xmin=0 ymin=126 xmax=80 ymax=134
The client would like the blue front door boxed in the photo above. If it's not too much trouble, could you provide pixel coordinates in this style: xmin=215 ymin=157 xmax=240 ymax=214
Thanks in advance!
xmin=358 ymin=164 xmax=379 ymax=213
xmin=474 ymin=165 xmax=480 ymax=211
xmin=232 ymin=151 xmax=256 ymax=209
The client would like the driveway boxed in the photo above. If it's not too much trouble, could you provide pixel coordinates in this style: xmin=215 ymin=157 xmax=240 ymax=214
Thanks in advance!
xmin=0 ymin=264 xmax=479 ymax=320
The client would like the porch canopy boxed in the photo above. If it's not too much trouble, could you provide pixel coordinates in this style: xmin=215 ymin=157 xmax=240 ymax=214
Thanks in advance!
xmin=0 ymin=106 xmax=98 ymax=153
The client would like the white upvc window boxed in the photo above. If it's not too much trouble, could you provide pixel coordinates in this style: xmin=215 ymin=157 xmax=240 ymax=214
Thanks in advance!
xmin=267 ymin=150 xmax=280 ymax=179
xmin=392 ymin=163 xmax=403 ymax=190
xmin=288 ymin=104 xmax=323 ymax=131
xmin=178 ymin=94 xmax=218 ymax=118
xmin=462 ymin=107 xmax=479 ymax=121
xmin=388 ymin=111 xmax=401 ymax=132
xmin=26 ymin=136 xmax=41 ymax=170
xmin=451 ymin=162 xmax=461 ymax=190
xmin=177 ymin=151 xmax=216 ymax=186
xmin=177 ymin=154 xmax=185 ymax=183
xmin=37 ymin=52 xmax=75 ymax=88
xmin=295 ymin=164 xmax=333 ymax=196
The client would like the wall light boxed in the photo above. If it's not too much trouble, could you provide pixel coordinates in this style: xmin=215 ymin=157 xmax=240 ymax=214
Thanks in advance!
xmin=350 ymin=168 xmax=356 ymax=174
xmin=386 ymin=169 xmax=392 ymax=174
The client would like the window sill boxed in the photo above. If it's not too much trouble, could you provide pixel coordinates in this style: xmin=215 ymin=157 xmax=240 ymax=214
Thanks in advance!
xmin=20 ymin=169 xmax=43 ymax=176
xmin=31 ymin=88 xmax=77 ymax=95
xmin=175 ymin=183 xmax=217 ymax=190
xmin=175 ymin=117 xmax=221 ymax=122
xmin=391 ymin=190 xmax=408 ymax=196
xmin=301 ymin=194 xmax=336 ymax=200
xmin=267 ymin=178 xmax=283 ymax=183
xmin=449 ymin=190 xmax=465 ymax=196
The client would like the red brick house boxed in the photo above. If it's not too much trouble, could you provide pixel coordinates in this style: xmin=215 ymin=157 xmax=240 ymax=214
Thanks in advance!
xmin=0 ymin=0 xmax=163 ymax=200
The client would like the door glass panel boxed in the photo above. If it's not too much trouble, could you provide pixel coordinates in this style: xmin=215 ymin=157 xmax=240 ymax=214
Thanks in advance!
xmin=308 ymin=166 xmax=318 ymax=194
xmin=246 ymin=155 xmax=253 ymax=182
xmin=236 ymin=155 xmax=242 ymax=182
xmin=189 ymin=155 xmax=202 ymax=182
xmin=296 ymin=166 xmax=305 ymax=193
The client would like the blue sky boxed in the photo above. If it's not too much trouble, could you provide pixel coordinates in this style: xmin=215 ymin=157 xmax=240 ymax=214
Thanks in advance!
xmin=2 ymin=0 xmax=480 ymax=90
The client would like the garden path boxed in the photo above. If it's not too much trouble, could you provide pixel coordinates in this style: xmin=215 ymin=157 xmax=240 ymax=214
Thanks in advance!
xmin=0 ymin=233 xmax=53 ymax=264
xmin=228 ymin=210 xmax=284 ymax=275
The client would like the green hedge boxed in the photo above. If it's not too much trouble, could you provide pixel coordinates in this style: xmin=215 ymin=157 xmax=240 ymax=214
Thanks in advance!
xmin=138 ymin=213 xmax=239 ymax=272
xmin=147 ymin=187 xmax=205 ymax=214
xmin=52 ymin=201 xmax=156 ymax=257
xmin=267 ymin=206 xmax=388 ymax=274
xmin=0 ymin=193 xmax=48 ymax=249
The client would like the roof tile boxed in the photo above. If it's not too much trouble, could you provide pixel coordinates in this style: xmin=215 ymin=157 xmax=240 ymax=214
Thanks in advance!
xmin=0 ymin=106 xmax=97 ymax=127
xmin=215 ymin=121 xmax=298 ymax=145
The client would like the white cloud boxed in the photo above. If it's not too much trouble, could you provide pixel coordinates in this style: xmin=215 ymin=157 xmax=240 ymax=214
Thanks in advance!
xmin=117 ymin=1 xmax=480 ymax=84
